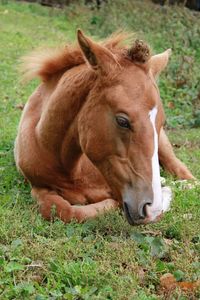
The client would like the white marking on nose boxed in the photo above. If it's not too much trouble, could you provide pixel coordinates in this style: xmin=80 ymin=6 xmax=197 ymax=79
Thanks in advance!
xmin=149 ymin=106 xmax=163 ymax=218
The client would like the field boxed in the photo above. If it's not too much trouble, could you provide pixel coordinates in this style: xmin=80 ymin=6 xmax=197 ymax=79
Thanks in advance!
xmin=0 ymin=1 xmax=200 ymax=299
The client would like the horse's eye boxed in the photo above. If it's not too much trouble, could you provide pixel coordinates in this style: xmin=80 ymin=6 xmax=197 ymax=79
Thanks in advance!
xmin=116 ymin=116 xmax=131 ymax=129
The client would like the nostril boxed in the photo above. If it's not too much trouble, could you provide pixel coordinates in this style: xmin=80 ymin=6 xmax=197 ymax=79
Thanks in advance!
xmin=139 ymin=201 xmax=152 ymax=219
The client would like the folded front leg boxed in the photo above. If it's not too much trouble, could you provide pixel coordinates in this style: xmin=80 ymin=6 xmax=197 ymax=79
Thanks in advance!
xmin=32 ymin=187 xmax=119 ymax=223
xmin=158 ymin=128 xmax=194 ymax=179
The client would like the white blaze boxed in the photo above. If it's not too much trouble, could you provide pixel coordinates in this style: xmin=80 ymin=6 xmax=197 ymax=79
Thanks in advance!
xmin=148 ymin=107 xmax=163 ymax=219
xmin=122 ymin=106 xmax=172 ymax=223
xmin=148 ymin=107 xmax=172 ymax=220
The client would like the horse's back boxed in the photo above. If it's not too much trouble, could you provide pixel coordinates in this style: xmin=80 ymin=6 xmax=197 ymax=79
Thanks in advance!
xmin=15 ymin=80 xmax=60 ymax=183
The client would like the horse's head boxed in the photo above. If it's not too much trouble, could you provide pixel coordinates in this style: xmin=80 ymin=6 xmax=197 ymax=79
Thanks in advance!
xmin=78 ymin=30 xmax=172 ymax=225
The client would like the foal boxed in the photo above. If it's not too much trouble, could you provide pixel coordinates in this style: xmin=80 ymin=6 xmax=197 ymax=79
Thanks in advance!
xmin=15 ymin=30 xmax=193 ymax=225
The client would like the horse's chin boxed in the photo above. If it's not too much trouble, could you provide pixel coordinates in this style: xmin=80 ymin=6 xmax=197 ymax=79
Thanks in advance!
xmin=161 ymin=186 xmax=173 ymax=212
xmin=145 ymin=186 xmax=172 ymax=223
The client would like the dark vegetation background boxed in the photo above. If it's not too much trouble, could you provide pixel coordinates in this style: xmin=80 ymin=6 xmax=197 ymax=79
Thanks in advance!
xmin=16 ymin=0 xmax=200 ymax=11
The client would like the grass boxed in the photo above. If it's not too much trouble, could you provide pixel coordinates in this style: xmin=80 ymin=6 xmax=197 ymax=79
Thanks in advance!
xmin=0 ymin=1 xmax=200 ymax=299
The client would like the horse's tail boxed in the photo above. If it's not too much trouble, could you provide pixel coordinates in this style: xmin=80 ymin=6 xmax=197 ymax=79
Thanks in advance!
xmin=20 ymin=45 xmax=84 ymax=83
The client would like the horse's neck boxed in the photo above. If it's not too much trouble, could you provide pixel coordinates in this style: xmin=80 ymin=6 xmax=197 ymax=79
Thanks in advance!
xmin=36 ymin=65 xmax=95 ymax=160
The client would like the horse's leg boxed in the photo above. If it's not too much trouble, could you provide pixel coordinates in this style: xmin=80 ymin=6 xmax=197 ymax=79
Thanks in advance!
xmin=31 ymin=187 xmax=118 ymax=223
xmin=158 ymin=128 xmax=194 ymax=179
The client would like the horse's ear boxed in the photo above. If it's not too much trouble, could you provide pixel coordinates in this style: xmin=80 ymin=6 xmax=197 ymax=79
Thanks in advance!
xmin=150 ymin=49 xmax=171 ymax=78
xmin=77 ymin=29 xmax=117 ymax=73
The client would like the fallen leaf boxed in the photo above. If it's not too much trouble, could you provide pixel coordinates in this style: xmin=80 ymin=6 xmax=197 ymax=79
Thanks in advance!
xmin=167 ymin=101 xmax=175 ymax=109
xmin=15 ymin=104 xmax=24 ymax=110
xmin=178 ymin=281 xmax=200 ymax=291
xmin=160 ymin=273 xmax=176 ymax=289
xmin=160 ymin=273 xmax=200 ymax=291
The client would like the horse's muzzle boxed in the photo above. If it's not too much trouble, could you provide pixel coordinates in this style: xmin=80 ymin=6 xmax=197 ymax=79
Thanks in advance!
xmin=123 ymin=200 xmax=152 ymax=225
xmin=123 ymin=185 xmax=172 ymax=225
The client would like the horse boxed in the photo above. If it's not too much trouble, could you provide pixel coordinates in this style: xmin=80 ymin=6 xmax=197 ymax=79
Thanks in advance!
xmin=14 ymin=30 xmax=194 ymax=225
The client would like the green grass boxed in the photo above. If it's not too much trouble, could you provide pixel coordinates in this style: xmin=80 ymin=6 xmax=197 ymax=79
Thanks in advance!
xmin=0 ymin=1 xmax=200 ymax=299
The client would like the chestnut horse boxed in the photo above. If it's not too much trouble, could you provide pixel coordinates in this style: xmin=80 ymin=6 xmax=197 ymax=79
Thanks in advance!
xmin=15 ymin=30 xmax=193 ymax=225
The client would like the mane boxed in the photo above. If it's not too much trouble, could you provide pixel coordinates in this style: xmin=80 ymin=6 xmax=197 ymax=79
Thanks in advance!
xmin=20 ymin=31 xmax=150 ymax=82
